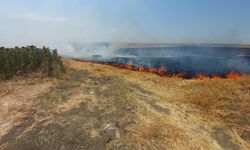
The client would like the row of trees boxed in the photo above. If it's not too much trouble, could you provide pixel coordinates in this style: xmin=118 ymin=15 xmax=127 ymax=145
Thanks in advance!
xmin=0 ymin=46 xmax=65 ymax=79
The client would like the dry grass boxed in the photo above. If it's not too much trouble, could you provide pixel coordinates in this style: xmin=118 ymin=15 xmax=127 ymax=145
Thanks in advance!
xmin=1 ymin=59 xmax=249 ymax=150
xmin=65 ymin=60 xmax=250 ymax=149
xmin=0 ymin=76 xmax=58 ymax=138
xmin=130 ymin=119 xmax=185 ymax=149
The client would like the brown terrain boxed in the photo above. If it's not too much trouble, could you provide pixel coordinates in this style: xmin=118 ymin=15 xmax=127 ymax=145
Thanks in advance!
xmin=0 ymin=59 xmax=250 ymax=150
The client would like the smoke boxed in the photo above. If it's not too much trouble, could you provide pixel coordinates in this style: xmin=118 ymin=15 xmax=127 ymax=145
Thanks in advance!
xmin=55 ymin=42 xmax=250 ymax=77
xmin=58 ymin=43 xmax=122 ymax=58
xmin=88 ymin=45 xmax=250 ymax=76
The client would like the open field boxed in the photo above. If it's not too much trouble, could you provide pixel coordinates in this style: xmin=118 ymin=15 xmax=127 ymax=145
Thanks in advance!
xmin=0 ymin=59 xmax=250 ymax=150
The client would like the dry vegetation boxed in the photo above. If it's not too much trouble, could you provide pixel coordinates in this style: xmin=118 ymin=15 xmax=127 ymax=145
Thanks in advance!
xmin=67 ymin=60 xmax=250 ymax=149
xmin=0 ymin=75 xmax=58 ymax=138
xmin=0 ymin=59 xmax=249 ymax=150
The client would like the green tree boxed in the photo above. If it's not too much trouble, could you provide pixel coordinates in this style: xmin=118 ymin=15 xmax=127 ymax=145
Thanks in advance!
xmin=0 ymin=46 xmax=65 ymax=79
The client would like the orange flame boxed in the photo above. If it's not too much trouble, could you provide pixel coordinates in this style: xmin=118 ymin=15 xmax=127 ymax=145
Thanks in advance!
xmin=75 ymin=60 xmax=248 ymax=80
xmin=170 ymin=73 xmax=185 ymax=78
xmin=108 ymin=63 xmax=245 ymax=80
xmin=225 ymin=72 xmax=242 ymax=80
xmin=136 ymin=66 xmax=146 ymax=72
xmin=157 ymin=67 xmax=167 ymax=76
xmin=125 ymin=64 xmax=132 ymax=70
xmin=148 ymin=68 xmax=158 ymax=74
xmin=195 ymin=74 xmax=209 ymax=80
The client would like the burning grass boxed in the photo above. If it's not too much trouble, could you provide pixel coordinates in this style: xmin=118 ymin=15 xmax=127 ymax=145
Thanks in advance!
xmin=104 ymin=62 xmax=167 ymax=76
xmin=76 ymin=60 xmax=248 ymax=80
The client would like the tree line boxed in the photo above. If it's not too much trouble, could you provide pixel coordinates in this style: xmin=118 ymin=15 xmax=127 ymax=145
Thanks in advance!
xmin=0 ymin=46 xmax=65 ymax=79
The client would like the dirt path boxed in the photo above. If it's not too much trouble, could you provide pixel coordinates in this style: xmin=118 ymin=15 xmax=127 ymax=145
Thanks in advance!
xmin=0 ymin=60 xmax=249 ymax=150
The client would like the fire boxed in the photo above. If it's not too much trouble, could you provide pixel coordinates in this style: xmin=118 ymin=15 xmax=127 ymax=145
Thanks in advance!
xmin=158 ymin=67 xmax=167 ymax=76
xmin=170 ymin=73 xmax=185 ymax=78
xmin=75 ymin=59 xmax=247 ymax=80
xmin=195 ymin=74 xmax=209 ymax=80
xmin=195 ymin=73 xmax=244 ymax=80
xmin=147 ymin=67 xmax=167 ymax=76
xmin=110 ymin=64 xmax=168 ymax=76
xmin=125 ymin=64 xmax=132 ymax=70
xmin=225 ymin=72 xmax=242 ymax=80
xmin=136 ymin=66 xmax=146 ymax=72
xmin=148 ymin=68 xmax=158 ymax=74
xmin=107 ymin=63 xmax=246 ymax=80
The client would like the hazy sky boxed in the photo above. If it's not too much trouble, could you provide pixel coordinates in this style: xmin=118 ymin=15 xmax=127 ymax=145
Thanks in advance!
xmin=1 ymin=0 xmax=250 ymax=49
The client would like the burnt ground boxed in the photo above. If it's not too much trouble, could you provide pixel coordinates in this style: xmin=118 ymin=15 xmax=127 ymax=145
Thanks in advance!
xmin=0 ymin=60 xmax=250 ymax=150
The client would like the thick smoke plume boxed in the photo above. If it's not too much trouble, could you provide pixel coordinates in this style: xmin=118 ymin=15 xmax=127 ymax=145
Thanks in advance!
xmin=64 ymin=43 xmax=250 ymax=77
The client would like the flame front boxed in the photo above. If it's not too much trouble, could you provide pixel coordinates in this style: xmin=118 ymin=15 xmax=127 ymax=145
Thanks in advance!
xmin=106 ymin=62 xmax=246 ymax=80
xmin=76 ymin=59 xmax=247 ymax=80
xmin=108 ymin=63 xmax=168 ymax=76
xmin=225 ymin=72 xmax=242 ymax=80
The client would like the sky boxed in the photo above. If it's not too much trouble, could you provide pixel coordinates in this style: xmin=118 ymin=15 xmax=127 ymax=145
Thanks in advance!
xmin=0 ymin=0 xmax=250 ymax=50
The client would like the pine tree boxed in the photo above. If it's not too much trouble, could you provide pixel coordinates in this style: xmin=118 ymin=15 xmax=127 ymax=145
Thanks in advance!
xmin=0 ymin=46 xmax=65 ymax=79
